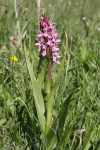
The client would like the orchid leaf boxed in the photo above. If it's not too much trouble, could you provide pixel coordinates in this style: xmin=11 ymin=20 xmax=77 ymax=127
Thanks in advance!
xmin=47 ymin=89 xmax=75 ymax=150
xmin=24 ymin=39 xmax=45 ymax=132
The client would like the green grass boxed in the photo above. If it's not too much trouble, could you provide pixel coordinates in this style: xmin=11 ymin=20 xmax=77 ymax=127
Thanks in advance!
xmin=0 ymin=0 xmax=100 ymax=149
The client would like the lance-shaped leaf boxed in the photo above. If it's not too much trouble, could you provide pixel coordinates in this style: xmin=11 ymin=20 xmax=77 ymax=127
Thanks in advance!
xmin=24 ymin=39 xmax=45 ymax=131
xmin=46 ymin=32 xmax=68 ymax=133
xmin=47 ymin=89 xmax=75 ymax=150
xmin=56 ymin=120 xmax=75 ymax=149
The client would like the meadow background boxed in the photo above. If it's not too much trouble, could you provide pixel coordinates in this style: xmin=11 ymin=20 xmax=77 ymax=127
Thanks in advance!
xmin=0 ymin=0 xmax=100 ymax=149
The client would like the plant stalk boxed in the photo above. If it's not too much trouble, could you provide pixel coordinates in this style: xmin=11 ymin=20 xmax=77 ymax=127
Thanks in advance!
xmin=46 ymin=47 xmax=51 ymax=97
xmin=47 ymin=61 xmax=51 ymax=97
xmin=11 ymin=61 xmax=14 ymax=89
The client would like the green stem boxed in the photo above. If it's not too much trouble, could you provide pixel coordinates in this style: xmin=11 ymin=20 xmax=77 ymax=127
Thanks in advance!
xmin=11 ymin=61 xmax=14 ymax=89
xmin=46 ymin=47 xmax=51 ymax=97
xmin=3 ymin=86 xmax=6 ymax=118
xmin=78 ymin=135 xmax=82 ymax=150
xmin=83 ymin=67 xmax=85 ymax=97
xmin=47 ymin=61 xmax=51 ymax=97
xmin=46 ymin=61 xmax=51 ymax=133
xmin=46 ymin=47 xmax=51 ymax=133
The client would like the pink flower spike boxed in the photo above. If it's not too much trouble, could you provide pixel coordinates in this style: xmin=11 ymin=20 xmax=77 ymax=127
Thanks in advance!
xmin=35 ymin=15 xmax=61 ymax=64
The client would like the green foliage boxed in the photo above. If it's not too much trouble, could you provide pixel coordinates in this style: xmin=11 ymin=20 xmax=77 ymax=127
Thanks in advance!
xmin=24 ymin=39 xmax=45 ymax=132
xmin=0 ymin=0 xmax=100 ymax=149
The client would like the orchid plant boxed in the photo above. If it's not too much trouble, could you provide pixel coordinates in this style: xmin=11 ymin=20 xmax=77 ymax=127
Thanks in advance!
xmin=24 ymin=15 xmax=75 ymax=150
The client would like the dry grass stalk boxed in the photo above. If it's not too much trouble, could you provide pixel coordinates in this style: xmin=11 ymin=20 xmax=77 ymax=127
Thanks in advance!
xmin=82 ymin=17 xmax=89 ymax=37
xmin=14 ymin=0 xmax=21 ymax=40
xmin=2 ymin=0 xmax=5 ymax=14
xmin=36 ymin=0 xmax=41 ymax=25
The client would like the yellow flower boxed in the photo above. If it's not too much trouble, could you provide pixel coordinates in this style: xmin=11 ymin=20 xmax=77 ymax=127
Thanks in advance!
xmin=11 ymin=56 xmax=18 ymax=62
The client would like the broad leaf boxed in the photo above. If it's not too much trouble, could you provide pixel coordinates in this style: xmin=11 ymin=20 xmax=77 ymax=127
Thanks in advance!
xmin=24 ymin=39 xmax=45 ymax=131
xmin=47 ymin=89 xmax=75 ymax=150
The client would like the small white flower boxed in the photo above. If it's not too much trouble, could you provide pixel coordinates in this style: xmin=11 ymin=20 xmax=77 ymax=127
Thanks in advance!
xmin=81 ymin=128 xmax=85 ymax=132
xmin=82 ymin=17 xmax=86 ymax=21
xmin=97 ymin=28 xmax=100 ymax=31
